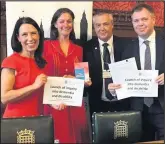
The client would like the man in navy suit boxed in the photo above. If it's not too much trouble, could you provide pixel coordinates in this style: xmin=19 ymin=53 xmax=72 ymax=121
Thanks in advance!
xmin=83 ymin=10 xmax=130 ymax=117
xmin=109 ymin=4 xmax=164 ymax=141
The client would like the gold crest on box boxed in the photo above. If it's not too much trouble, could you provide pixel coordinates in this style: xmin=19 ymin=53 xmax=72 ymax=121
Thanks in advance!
xmin=17 ymin=129 xmax=35 ymax=143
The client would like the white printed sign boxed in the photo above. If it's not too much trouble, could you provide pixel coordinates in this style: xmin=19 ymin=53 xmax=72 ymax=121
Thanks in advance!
xmin=43 ymin=77 xmax=84 ymax=107
xmin=115 ymin=70 xmax=158 ymax=100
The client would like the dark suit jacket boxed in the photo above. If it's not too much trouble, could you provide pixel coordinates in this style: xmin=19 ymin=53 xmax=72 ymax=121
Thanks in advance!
xmin=83 ymin=36 xmax=130 ymax=113
xmin=122 ymin=33 xmax=164 ymax=111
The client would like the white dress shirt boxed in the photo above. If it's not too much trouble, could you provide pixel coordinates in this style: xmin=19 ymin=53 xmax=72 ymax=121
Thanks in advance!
xmin=98 ymin=35 xmax=115 ymax=101
xmin=139 ymin=30 xmax=156 ymax=70
xmin=110 ymin=31 xmax=157 ymax=98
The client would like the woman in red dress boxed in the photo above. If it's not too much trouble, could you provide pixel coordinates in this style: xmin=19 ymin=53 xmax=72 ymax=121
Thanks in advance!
xmin=43 ymin=8 xmax=91 ymax=143
xmin=1 ymin=17 xmax=47 ymax=118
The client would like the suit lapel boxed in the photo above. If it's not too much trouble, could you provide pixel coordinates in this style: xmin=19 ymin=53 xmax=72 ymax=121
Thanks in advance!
xmin=133 ymin=34 xmax=164 ymax=70
xmin=92 ymin=38 xmax=102 ymax=75
xmin=133 ymin=39 xmax=141 ymax=70
xmin=155 ymin=34 xmax=164 ymax=70
xmin=113 ymin=36 xmax=119 ymax=62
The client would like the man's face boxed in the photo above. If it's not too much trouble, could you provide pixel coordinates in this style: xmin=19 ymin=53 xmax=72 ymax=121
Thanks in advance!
xmin=132 ymin=8 xmax=155 ymax=39
xmin=93 ymin=13 xmax=113 ymax=42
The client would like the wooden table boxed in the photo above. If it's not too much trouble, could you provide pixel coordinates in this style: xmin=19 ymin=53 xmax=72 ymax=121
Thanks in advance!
xmin=137 ymin=140 xmax=164 ymax=143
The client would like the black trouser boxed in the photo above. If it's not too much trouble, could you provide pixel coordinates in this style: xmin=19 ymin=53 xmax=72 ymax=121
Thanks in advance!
xmin=140 ymin=102 xmax=164 ymax=142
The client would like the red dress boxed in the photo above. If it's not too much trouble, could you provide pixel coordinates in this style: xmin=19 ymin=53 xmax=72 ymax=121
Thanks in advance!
xmin=1 ymin=53 xmax=45 ymax=118
xmin=43 ymin=40 xmax=91 ymax=143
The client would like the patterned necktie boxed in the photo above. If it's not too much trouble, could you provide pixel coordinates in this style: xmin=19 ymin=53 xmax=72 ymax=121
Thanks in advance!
xmin=103 ymin=43 xmax=110 ymax=70
xmin=102 ymin=43 xmax=115 ymax=101
xmin=143 ymin=40 xmax=154 ymax=107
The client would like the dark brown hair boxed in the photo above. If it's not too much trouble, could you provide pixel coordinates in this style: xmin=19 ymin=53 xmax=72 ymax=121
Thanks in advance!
xmin=50 ymin=8 xmax=76 ymax=40
xmin=131 ymin=3 xmax=155 ymax=15
xmin=11 ymin=17 xmax=46 ymax=68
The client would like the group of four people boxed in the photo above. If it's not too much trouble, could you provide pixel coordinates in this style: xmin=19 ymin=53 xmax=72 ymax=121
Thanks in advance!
xmin=1 ymin=3 xmax=164 ymax=143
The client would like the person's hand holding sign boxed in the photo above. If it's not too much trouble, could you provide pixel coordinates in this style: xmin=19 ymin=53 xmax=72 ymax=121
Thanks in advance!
xmin=51 ymin=103 xmax=66 ymax=110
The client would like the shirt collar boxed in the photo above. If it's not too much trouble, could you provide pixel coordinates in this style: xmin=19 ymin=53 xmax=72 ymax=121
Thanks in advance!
xmin=98 ymin=35 xmax=113 ymax=48
xmin=138 ymin=30 xmax=155 ymax=46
